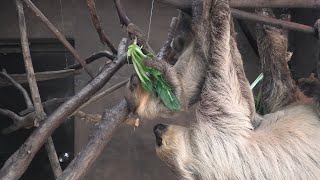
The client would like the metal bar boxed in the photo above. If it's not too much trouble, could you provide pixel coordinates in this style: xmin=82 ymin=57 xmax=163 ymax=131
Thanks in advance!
xmin=231 ymin=9 xmax=317 ymax=36
xmin=157 ymin=0 xmax=320 ymax=9
xmin=156 ymin=0 xmax=318 ymax=36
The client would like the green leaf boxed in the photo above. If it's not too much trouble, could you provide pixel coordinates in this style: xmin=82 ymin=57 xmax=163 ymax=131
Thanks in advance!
xmin=127 ymin=41 xmax=181 ymax=111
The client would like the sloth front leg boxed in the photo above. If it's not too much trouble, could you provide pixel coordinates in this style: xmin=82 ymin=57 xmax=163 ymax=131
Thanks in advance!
xmin=256 ymin=9 xmax=297 ymax=113
xmin=195 ymin=0 xmax=254 ymax=130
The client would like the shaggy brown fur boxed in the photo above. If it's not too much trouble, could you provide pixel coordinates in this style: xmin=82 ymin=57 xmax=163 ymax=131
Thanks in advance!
xmin=126 ymin=0 xmax=320 ymax=179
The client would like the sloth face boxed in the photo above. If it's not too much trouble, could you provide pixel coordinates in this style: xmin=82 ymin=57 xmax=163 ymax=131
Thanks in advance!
xmin=153 ymin=123 xmax=193 ymax=177
xmin=124 ymin=73 xmax=146 ymax=113
xmin=125 ymin=74 xmax=177 ymax=119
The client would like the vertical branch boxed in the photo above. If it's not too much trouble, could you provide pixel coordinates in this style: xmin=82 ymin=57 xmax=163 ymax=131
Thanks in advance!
xmin=15 ymin=0 xmax=62 ymax=177
xmin=21 ymin=0 xmax=94 ymax=78
xmin=45 ymin=137 xmax=62 ymax=178
xmin=16 ymin=0 xmax=45 ymax=123
xmin=87 ymin=0 xmax=118 ymax=54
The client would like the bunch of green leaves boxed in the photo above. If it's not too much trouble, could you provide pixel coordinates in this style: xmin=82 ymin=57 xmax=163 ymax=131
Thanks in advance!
xmin=250 ymin=73 xmax=266 ymax=115
xmin=127 ymin=41 xmax=181 ymax=111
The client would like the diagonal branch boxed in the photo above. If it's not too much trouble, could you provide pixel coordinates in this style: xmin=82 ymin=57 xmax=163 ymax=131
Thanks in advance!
xmin=21 ymin=0 xmax=94 ymax=78
xmin=0 ymin=69 xmax=33 ymax=109
xmin=86 ymin=0 xmax=118 ymax=54
xmin=57 ymin=100 xmax=129 ymax=180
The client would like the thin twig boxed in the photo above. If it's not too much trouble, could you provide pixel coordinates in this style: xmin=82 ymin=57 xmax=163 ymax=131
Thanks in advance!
xmin=16 ymin=0 xmax=62 ymax=177
xmin=114 ymin=0 xmax=154 ymax=54
xmin=71 ymin=79 xmax=128 ymax=117
xmin=21 ymin=0 xmax=94 ymax=78
xmin=66 ymin=51 xmax=116 ymax=70
xmin=86 ymin=0 xmax=118 ymax=54
xmin=0 ymin=69 xmax=33 ymax=108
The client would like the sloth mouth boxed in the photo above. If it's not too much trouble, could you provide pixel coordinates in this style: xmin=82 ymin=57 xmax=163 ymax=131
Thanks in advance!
xmin=153 ymin=124 xmax=168 ymax=146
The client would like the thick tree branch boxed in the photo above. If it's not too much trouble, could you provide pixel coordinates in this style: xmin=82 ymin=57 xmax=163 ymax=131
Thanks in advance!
xmin=57 ymin=100 xmax=129 ymax=180
xmin=66 ymin=51 xmax=116 ymax=70
xmin=16 ymin=0 xmax=62 ymax=177
xmin=86 ymin=0 xmax=118 ymax=54
xmin=0 ymin=53 xmax=127 ymax=180
xmin=156 ymin=0 xmax=320 ymax=9
xmin=0 ymin=69 xmax=75 ymax=87
xmin=0 ymin=69 xmax=33 ymax=108
xmin=21 ymin=0 xmax=94 ymax=78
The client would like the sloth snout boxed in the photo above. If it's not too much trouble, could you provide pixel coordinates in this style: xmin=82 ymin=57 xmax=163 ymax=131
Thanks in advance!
xmin=129 ymin=73 xmax=140 ymax=90
xmin=153 ymin=124 xmax=168 ymax=146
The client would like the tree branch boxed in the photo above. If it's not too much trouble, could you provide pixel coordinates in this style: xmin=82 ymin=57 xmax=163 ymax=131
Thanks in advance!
xmin=21 ymin=0 xmax=94 ymax=78
xmin=157 ymin=17 xmax=178 ymax=62
xmin=0 ymin=69 xmax=33 ymax=109
xmin=16 ymin=0 xmax=62 ymax=177
xmin=0 ymin=52 xmax=127 ymax=180
xmin=113 ymin=0 xmax=154 ymax=54
xmin=0 ymin=69 xmax=75 ymax=87
xmin=86 ymin=0 xmax=118 ymax=54
xmin=57 ymin=100 xmax=130 ymax=180
xmin=66 ymin=51 xmax=116 ymax=70
xmin=45 ymin=137 xmax=62 ymax=178
xmin=16 ymin=0 xmax=46 ymax=123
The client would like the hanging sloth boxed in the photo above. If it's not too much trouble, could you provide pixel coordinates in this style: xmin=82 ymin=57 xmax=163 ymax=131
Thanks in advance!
xmin=125 ymin=0 xmax=320 ymax=179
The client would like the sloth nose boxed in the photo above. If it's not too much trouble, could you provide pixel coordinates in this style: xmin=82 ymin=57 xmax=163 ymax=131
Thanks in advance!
xmin=130 ymin=73 xmax=139 ymax=86
xmin=154 ymin=124 xmax=168 ymax=137
xmin=154 ymin=124 xmax=167 ymax=146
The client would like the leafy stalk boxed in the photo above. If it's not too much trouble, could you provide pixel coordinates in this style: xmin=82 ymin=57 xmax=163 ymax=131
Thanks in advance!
xmin=127 ymin=41 xmax=181 ymax=110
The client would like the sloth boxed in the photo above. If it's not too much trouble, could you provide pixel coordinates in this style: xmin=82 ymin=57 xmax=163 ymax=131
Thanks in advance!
xmin=125 ymin=0 xmax=320 ymax=179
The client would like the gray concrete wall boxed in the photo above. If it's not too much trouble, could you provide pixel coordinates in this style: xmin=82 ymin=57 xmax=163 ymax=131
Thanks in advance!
xmin=0 ymin=0 xmax=319 ymax=179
